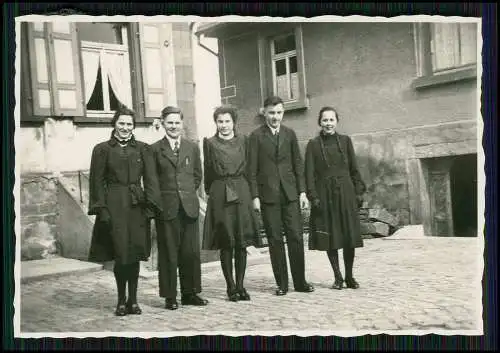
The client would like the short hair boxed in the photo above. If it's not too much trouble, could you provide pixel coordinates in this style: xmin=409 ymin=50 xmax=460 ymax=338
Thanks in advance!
xmin=317 ymin=106 xmax=340 ymax=126
xmin=111 ymin=104 xmax=136 ymax=128
xmin=263 ymin=95 xmax=284 ymax=108
xmin=161 ymin=106 xmax=184 ymax=120
xmin=213 ymin=105 xmax=238 ymax=124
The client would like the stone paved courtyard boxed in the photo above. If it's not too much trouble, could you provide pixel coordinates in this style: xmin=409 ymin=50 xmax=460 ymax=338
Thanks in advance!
xmin=17 ymin=235 xmax=483 ymax=336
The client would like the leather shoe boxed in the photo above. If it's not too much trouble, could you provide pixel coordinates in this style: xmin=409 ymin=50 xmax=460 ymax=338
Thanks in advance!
xmin=295 ymin=283 xmax=315 ymax=293
xmin=126 ymin=302 xmax=142 ymax=315
xmin=181 ymin=294 xmax=208 ymax=306
xmin=115 ymin=303 xmax=127 ymax=316
xmin=238 ymin=288 xmax=251 ymax=301
xmin=165 ymin=299 xmax=179 ymax=310
xmin=227 ymin=288 xmax=239 ymax=302
xmin=332 ymin=279 xmax=344 ymax=290
xmin=345 ymin=278 xmax=360 ymax=289
xmin=275 ymin=288 xmax=287 ymax=296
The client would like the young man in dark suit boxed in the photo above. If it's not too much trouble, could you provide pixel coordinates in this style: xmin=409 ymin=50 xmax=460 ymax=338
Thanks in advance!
xmin=151 ymin=106 xmax=208 ymax=310
xmin=248 ymin=96 xmax=315 ymax=296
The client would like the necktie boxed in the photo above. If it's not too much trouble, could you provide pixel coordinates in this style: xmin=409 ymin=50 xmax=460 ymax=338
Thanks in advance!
xmin=173 ymin=141 xmax=179 ymax=156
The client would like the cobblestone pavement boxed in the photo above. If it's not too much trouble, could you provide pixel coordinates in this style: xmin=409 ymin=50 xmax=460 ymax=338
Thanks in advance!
xmin=18 ymin=236 xmax=483 ymax=335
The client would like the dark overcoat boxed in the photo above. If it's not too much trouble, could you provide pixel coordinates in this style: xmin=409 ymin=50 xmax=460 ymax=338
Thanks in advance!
xmin=248 ymin=124 xmax=306 ymax=204
xmin=150 ymin=137 xmax=202 ymax=221
xmin=87 ymin=135 xmax=162 ymax=264
xmin=305 ymin=133 xmax=366 ymax=250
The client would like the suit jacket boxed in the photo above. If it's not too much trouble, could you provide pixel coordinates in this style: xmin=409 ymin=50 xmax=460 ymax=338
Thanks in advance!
xmin=151 ymin=136 xmax=202 ymax=221
xmin=248 ymin=124 xmax=305 ymax=204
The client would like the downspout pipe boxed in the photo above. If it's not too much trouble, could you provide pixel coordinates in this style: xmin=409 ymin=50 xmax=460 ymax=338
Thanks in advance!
xmin=193 ymin=24 xmax=219 ymax=58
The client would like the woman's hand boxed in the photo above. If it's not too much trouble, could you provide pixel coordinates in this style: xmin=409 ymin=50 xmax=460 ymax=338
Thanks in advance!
xmin=99 ymin=208 xmax=111 ymax=225
xmin=312 ymin=198 xmax=321 ymax=210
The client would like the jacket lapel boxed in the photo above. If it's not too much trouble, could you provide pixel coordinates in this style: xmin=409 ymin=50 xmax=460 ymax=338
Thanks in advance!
xmin=177 ymin=139 xmax=190 ymax=168
xmin=160 ymin=137 xmax=178 ymax=167
xmin=264 ymin=125 xmax=278 ymax=146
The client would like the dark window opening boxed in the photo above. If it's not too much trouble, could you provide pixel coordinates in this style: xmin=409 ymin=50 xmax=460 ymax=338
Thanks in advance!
xmin=86 ymin=65 xmax=104 ymax=111
xmin=450 ymin=153 xmax=478 ymax=237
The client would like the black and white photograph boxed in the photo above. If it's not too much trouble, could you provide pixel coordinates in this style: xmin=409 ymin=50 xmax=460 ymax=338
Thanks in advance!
xmin=14 ymin=14 xmax=484 ymax=337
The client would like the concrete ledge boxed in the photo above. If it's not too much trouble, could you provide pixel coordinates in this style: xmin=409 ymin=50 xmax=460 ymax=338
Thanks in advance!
xmin=21 ymin=257 xmax=103 ymax=284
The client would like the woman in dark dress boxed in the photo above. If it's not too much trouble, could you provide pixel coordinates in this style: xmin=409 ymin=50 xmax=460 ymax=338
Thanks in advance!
xmin=305 ymin=106 xmax=367 ymax=290
xmin=202 ymin=105 xmax=260 ymax=302
xmin=88 ymin=105 xmax=162 ymax=316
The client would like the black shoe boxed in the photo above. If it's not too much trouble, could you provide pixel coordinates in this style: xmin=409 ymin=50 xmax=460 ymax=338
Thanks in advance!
xmin=126 ymin=302 xmax=142 ymax=315
xmin=332 ymin=279 xmax=344 ymax=290
xmin=115 ymin=303 xmax=127 ymax=316
xmin=295 ymin=283 xmax=315 ymax=293
xmin=238 ymin=288 xmax=251 ymax=301
xmin=345 ymin=278 xmax=360 ymax=289
xmin=165 ymin=298 xmax=179 ymax=310
xmin=181 ymin=294 xmax=208 ymax=306
xmin=227 ymin=288 xmax=239 ymax=302
xmin=275 ymin=288 xmax=288 ymax=296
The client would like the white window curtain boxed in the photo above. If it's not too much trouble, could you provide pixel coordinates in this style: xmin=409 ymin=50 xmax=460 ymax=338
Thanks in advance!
xmin=102 ymin=51 xmax=133 ymax=109
xmin=81 ymin=50 xmax=100 ymax=104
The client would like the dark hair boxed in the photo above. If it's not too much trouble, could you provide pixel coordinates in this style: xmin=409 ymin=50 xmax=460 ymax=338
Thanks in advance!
xmin=111 ymin=104 xmax=136 ymax=128
xmin=161 ymin=106 xmax=184 ymax=120
xmin=213 ymin=105 xmax=238 ymax=124
xmin=263 ymin=95 xmax=284 ymax=108
xmin=317 ymin=106 xmax=340 ymax=126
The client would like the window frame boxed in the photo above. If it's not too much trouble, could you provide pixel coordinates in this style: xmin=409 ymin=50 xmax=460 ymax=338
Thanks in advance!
xmin=257 ymin=24 xmax=309 ymax=111
xmin=411 ymin=22 xmax=478 ymax=90
xmin=21 ymin=21 xmax=166 ymax=126
xmin=80 ymin=38 xmax=132 ymax=118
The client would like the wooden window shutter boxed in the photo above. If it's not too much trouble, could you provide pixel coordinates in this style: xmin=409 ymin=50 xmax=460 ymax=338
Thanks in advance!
xmin=26 ymin=22 xmax=52 ymax=116
xmin=138 ymin=23 xmax=176 ymax=118
xmin=46 ymin=22 xmax=85 ymax=117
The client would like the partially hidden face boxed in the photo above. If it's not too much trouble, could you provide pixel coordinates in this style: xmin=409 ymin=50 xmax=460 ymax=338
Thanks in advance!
xmin=319 ymin=110 xmax=338 ymax=134
xmin=215 ymin=112 xmax=234 ymax=136
xmin=114 ymin=115 xmax=134 ymax=140
xmin=263 ymin=103 xmax=284 ymax=129
xmin=162 ymin=113 xmax=183 ymax=139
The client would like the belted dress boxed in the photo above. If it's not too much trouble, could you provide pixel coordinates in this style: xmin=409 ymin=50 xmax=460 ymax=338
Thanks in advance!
xmin=202 ymin=134 xmax=260 ymax=250
xmin=305 ymin=132 xmax=366 ymax=250
xmin=87 ymin=134 xmax=162 ymax=264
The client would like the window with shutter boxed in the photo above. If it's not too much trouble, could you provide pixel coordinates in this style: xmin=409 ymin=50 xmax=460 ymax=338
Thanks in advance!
xmin=139 ymin=23 xmax=177 ymax=118
xmin=77 ymin=22 xmax=133 ymax=118
xmin=412 ymin=21 xmax=478 ymax=89
xmin=26 ymin=22 xmax=52 ymax=116
xmin=46 ymin=22 xmax=85 ymax=117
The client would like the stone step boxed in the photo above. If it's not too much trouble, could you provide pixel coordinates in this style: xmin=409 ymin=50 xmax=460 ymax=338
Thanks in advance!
xmin=360 ymin=221 xmax=390 ymax=237
xmin=21 ymin=256 xmax=103 ymax=284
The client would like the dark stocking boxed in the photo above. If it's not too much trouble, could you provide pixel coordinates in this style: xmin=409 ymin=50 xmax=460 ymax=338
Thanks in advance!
xmin=127 ymin=262 xmax=140 ymax=305
xmin=327 ymin=249 xmax=343 ymax=283
xmin=113 ymin=263 xmax=128 ymax=305
xmin=234 ymin=248 xmax=248 ymax=291
xmin=220 ymin=248 xmax=236 ymax=293
xmin=343 ymin=248 xmax=355 ymax=280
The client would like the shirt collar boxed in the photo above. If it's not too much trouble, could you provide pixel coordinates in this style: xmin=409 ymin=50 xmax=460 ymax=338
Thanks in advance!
xmin=267 ymin=124 xmax=280 ymax=135
xmin=165 ymin=134 xmax=181 ymax=148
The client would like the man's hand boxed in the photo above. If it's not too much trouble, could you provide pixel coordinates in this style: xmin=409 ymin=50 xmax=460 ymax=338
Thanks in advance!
xmin=253 ymin=197 xmax=261 ymax=213
xmin=299 ymin=192 xmax=309 ymax=210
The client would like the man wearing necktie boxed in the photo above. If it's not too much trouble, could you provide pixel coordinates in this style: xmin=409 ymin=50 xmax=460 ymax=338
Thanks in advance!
xmin=151 ymin=106 xmax=208 ymax=310
xmin=248 ymin=96 xmax=315 ymax=296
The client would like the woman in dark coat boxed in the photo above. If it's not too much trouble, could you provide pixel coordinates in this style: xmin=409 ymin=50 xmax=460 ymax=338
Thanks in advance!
xmin=202 ymin=105 xmax=260 ymax=302
xmin=88 ymin=105 xmax=162 ymax=316
xmin=305 ymin=106 xmax=367 ymax=290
